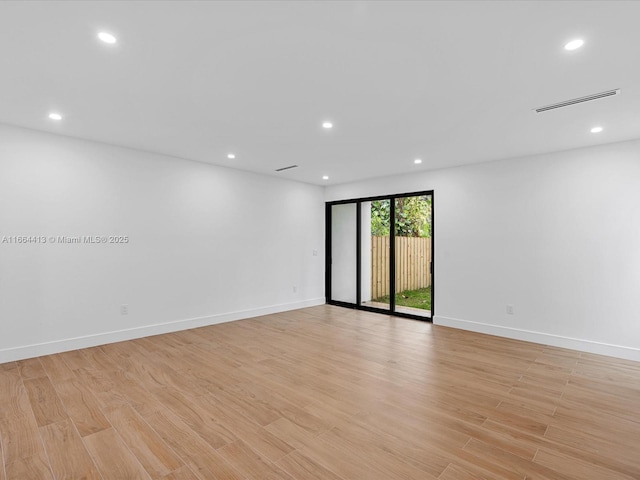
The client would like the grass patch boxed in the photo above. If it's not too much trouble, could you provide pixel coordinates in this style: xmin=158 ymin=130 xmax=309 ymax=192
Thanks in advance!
xmin=373 ymin=287 xmax=431 ymax=310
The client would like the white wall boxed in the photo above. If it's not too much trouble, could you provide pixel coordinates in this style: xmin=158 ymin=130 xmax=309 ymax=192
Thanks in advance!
xmin=0 ymin=124 xmax=325 ymax=363
xmin=326 ymin=139 xmax=640 ymax=361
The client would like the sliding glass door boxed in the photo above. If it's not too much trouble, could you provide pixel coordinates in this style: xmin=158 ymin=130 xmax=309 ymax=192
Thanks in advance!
xmin=361 ymin=200 xmax=390 ymax=311
xmin=329 ymin=203 xmax=357 ymax=304
xmin=393 ymin=194 xmax=432 ymax=318
xmin=326 ymin=191 xmax=434 ymax=321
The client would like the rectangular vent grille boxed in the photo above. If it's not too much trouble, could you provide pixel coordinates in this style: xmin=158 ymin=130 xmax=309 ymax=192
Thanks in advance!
xmin=275 ymin=165 xmax=298 ymax=172
xmin=535 ymin=89 xmax=620 ymax=113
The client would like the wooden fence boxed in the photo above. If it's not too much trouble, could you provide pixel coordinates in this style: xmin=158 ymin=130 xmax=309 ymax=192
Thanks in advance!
xmin=370 ymin=236 xmax=432 ymax=299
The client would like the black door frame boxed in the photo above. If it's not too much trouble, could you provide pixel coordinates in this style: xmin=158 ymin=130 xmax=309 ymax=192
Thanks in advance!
xmin=326 ymin=190 xmax=434 ymax=322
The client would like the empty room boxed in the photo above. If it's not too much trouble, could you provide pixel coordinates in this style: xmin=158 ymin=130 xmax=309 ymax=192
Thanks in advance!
xmin=1 ymin=1 xmax=639 ymax=479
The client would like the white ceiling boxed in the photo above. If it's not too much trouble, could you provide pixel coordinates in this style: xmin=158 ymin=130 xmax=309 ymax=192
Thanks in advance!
xmin=1 ymin=1 xmax=640 ymax=186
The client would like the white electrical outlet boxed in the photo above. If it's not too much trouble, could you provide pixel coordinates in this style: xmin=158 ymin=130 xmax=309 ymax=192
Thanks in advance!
xmin=312 ymin=249 xmax=318 ymax=256
xmin=121 ymin=304 xmax=129 ymax=315
xmin=293 ymin=286 xmax=297 ymax=293
xmin=506 ymin=304 xmax=514 ymax=315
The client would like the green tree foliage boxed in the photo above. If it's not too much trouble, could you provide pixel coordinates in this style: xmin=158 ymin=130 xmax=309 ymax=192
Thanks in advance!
xmin=370 ymin=196 xmax=431 ymax=238
xmin=371 ymin=200 xmax=390 ymax=236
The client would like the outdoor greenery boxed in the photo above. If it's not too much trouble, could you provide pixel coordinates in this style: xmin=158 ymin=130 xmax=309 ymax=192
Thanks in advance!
xmin=373 ymin=287 xmax=432 ymax=310
xmin=371 ymin=196 xmax=432 ymax=238
xmin=369 ymin=195 xmax=432 ymax=311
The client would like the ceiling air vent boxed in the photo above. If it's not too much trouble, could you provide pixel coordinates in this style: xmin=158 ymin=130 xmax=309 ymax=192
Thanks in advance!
xmin=535 ymin=89 xmax=620 ymax=113
xmin=275 ymin=165 xmax=299 ymax=172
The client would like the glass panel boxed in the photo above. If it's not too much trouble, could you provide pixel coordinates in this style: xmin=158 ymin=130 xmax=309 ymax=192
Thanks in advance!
xmin=394 ymin=194 xmax=432 ymax=318
xmin=360 ymin=200 xmax=390 ymax=310
xmin=330 ymin=203 xmax=357 ymax=304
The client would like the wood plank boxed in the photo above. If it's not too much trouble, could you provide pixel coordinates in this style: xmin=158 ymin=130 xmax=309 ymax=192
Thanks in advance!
xmin=265 ymin=417 xmax=318 ymax=450
xmin=195 ymin=394 xmax=294 ymax=462
xmin=143 ymin=409 xmax=244 ymax=480
xmin=39 ymin=419 xmax=101 ymax=480
xmin=276 ymin=450 xmax=344 ymax=480
xmin=4 ymin=454 xmax=54 ymax=480
xmin=103 ymin=404 xmax=183 ymax=479
xmin=328 ymin=414 xmax=452 ymax=477
xmin=0 ymin=414 xmax=44 ymax=464
xmin=151 ymin=387 xmax=237 ymax=449
xmin=314 ymin=424 xmax=440 ymax=480
xmin=53 ymin=379 xmax=110 ymax=437
xmin=38 ymin=354 xmax=76 ymax=384
xmin=218 ymin=440 xmax=294 ymax=480
xmin=1 ymin=305 xmax=639 ymax=480
xmin=535 ymin=447 xmax=637 ymax=480
xmin=83 ymin=428 xmax=151 ymax=480
xmin=59 ymin=349 xmax=94 ymax=371
xmin=0 ymin=434 xmax=5 ymax=480
xmin=212 ymin=388 xmax=282 ymax=428
xmin=299 ymin=434 xmax=399 ymax=480
xmin=23 ymin=377 xmax=67 ymax=427
xmin=161 ymin=466 xmax=200 ymax=480
xmin=0 ymin=362 xmax=17 ymax=372
xmin=227 ymin=382 xmax=329 ymax=435
xmin=95 ymin=368 xmax=167 ymax=417
xmin=544 ymin=424 xmax=640 ymax=475
xmin=0 ymin=368 xmax=31 ymax=419
xmin=463 ymin=438 xmax=575 ymax=480
xmin=438 ymin=463 xmax=485 ymax=480
xmin=16 ymin=358 xmax=47 ymax=380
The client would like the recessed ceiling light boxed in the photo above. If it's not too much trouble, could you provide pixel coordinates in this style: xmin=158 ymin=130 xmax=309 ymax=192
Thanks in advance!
xmin=48 ymin=113 xmax=62 ymax=120
xmin=322 ymin=121 xmax=333 ymax=129
xmin=98 ymin=32 xmax=117 ymax=44
xmin=564 ymin=39 xmax=584 ymax=51
xmin=590 ymin=126 xmax=603 ymax=133
xmin=227 ymin=153 xmax=236 ymax=159
xmin=322 ymin=175 xmax=329 ymax=180
xmin=414 ymin=158 xmax=422 ymax=164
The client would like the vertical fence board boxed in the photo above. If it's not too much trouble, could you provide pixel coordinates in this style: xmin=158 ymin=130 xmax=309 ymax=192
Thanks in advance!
xmin=370 ymin=236 xmax=431 ymax=299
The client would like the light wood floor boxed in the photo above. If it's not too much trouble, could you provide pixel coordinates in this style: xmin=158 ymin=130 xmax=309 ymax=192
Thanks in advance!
xmin=1 ymin=305 xmax=639 ymax=480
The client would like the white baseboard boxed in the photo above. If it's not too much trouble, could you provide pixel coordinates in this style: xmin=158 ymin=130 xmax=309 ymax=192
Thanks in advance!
xmin=433 ymin=315 xmax=640 ymax=362
xmin=0 ymin=298 xmax=325 ymax=364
